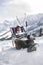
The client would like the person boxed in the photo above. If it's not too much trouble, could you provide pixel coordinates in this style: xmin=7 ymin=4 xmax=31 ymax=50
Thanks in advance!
xmin=14 ymin=34 xmax=35 ymax=49
xmin=16 ymin=26 xmax=21 ymax=33
xmin=27 ymin=35 xmax=35 ymax=40
xmin=12 ymin=25 xmax=35 ymax=49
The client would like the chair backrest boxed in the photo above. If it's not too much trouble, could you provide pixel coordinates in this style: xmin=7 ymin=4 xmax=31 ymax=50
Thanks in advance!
xmin=11 ymin=27 xmax=17 ymax=34
xmin=11 ymin=26 xmax=24 ymax=35
xmin=20 ymin=26 xmax=24 ymax=32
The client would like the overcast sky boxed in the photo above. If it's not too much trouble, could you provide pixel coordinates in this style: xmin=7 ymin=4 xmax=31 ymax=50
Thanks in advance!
xmin=0 ymin=0 xmax=43 ymax=22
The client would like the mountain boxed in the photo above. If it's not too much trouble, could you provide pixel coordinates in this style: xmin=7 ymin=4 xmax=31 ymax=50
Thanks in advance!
xmin=0 ymin=13 xmax=43 ymax=40
xmin=0 ymin=13 xmax=43 ymax=31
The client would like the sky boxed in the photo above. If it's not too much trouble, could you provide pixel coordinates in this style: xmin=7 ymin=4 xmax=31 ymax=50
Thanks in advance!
xmin=0 ymin=0 xmax=43 ymax=22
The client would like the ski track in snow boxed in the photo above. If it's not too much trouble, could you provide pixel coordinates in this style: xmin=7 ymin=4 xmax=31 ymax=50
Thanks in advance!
xmin=0 ymin=37 xmax=43 ymax=65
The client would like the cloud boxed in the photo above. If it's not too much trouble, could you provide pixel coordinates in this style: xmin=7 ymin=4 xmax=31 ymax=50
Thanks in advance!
xmin=5 ymin=0 xmax=31 ymax=13
xmin=0 ymin=0 xmax=43 ymax=23
xmin=0 ymin=0 xmax=31 ymax=22
xmin=6 ymin=0 xmax=31 ymax=17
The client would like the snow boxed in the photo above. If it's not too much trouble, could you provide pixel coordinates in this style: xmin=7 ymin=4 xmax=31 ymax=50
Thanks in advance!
xmin=0 ymin=31 xmax=11 ymax=39
xmin=0 ymin=36 xmax=43 ymax=65
xmin=0 ymin=13 xmax=43 ymax=65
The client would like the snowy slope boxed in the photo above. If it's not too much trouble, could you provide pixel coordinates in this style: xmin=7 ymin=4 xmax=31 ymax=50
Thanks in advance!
xmin=27 ymin=25 xmax=43 ymax=35
xmin=0 ymin=27 xmax=11 ymax=40
xmin=0 ymin=36 xmax=43 ymax=65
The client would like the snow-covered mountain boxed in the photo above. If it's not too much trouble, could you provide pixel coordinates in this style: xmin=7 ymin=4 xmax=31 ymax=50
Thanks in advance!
xmin=0 ymin=13 xmax=43 ymax=31
xmin=0 ymin=13 xmax=43 ymax=40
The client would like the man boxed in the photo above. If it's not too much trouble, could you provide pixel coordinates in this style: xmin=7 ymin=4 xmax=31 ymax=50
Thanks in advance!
xmin=14 ymin=35 xmax=36 ymax=51
xmin=16 ymin=26 xmax=21 ymax=33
